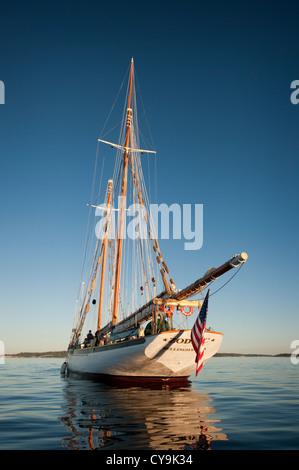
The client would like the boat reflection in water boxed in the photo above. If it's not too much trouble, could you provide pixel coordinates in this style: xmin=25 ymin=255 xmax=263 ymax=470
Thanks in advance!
xmin=59 ymin=376 xmax=227 ymax=450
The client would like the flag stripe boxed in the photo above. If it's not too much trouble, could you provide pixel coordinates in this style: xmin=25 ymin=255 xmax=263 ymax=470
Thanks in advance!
xmin=191 ymin=319 xmax=203 ymax=349
xmin=191 ymin=290 xmax=210 ymax=376
xmin=191 ymin=318 xmax=203 ymax=347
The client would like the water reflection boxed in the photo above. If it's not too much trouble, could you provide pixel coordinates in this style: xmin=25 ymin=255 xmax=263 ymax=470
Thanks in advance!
xmin=59 ymin=377 xmax=227 ymax=450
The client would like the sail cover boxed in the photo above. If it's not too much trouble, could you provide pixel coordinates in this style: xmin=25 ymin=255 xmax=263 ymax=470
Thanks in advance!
xmin=109 ymin=327 xmax=140 ymax=342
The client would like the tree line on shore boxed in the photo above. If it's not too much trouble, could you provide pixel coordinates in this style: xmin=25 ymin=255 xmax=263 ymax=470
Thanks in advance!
xmin=6 ymin=351 xmax=290 ymax=358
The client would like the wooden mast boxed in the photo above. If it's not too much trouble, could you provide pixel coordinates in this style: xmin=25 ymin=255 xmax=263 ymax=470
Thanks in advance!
xmin=97 ymin=179 xmax=113 ymax=330
xmin=112 ymin=58 xmax=134 ymax=324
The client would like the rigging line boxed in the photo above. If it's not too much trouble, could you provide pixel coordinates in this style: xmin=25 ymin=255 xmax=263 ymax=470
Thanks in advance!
xmin=77 ymin=205 xmax=114 ymax=341
xmin=139 ymin=200 xmax=156 ymax=294
xmin=209 ymin=263 xmax=244 ymax=297
xmin=130 ymin=161 xmax=150 ymax=300
xmin=147 ymin=153 xmax=151 ymax=204
xmin=135 ymin=73 xmax=156 ymax=152
xmin=79 ymin=144 xmax=106 ymax=297
xmin=78 ymin=180 xmax=111 ymax=316
xmin=154 ymin=151 xmax=158 ymax=205
xmin=77 ymin=140 xmax=101 ymax=302
xmin=108 ymin=76 xmax=130 ymax=209
xmin=94 ymin=145 xmax=108 ymax=205
xmin=77 ymin=241 xmax=103 ymax=324
xmin=111 ymin=75 xmax=130 ymax=198
xmin=108 ymin=230 xmax=116 ymax=323
xmin=91 ymin=139 xmax=101 ymax=205
xmin=134 ymin=71 xmax=158 ymax=205
xmin=113 ymin=150 xmax=122 ymax=196
xmin=82 ymin=68 xmax=129 ymax=290
xmin=100 ymin=120 xmax=123 ymax=139
xmin=79 ymin=157 xmax=109 ymax=302
xmin=98 ymin=64 xmax=130 ymax=139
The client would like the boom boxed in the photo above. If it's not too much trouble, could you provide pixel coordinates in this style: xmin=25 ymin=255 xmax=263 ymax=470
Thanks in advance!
xmin=97 ymin=252 xmax=248 ymax=336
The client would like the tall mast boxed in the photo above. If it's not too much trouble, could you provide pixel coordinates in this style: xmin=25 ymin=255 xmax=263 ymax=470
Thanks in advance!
xmin=97 ymin=179 xmax=113 ymax=330
xmin=112 ymin=58 xmax=134 ymax=324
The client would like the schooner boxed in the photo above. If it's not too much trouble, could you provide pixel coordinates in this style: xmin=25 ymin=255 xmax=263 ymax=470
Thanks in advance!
xmin=64 ymin=59 xmax=248 ymax=383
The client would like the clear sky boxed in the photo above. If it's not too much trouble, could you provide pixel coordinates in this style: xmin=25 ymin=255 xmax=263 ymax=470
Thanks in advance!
xmin=0 ymin=0 xmax=298 ymax=355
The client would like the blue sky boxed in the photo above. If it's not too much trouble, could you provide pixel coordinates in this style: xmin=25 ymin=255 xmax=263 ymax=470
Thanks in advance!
xmin=0 ymin=0 xmax=298 ymax=354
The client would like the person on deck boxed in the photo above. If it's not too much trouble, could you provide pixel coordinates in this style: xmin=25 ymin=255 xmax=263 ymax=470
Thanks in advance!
xmin=86 ymin=330 xmax=94 ymax=346
xmin=87 ymin=330 xmax=94 ymax=340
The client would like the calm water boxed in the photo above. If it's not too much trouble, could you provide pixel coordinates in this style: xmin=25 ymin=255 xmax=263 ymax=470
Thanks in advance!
xmin=0 ymin=357 xmax=298 ymax=450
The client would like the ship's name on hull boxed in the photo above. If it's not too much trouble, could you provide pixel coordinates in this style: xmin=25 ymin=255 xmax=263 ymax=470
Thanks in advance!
xmin=163 ymin=337 xmax=192 ymax=344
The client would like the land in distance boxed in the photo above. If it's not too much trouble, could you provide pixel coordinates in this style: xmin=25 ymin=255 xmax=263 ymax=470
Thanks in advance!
xmin=5 ymin=351 xmax=291 ymax=358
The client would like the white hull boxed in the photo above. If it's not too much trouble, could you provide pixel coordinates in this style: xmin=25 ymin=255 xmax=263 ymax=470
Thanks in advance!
xmin=66 ymin=329 xmax=222 ymax=383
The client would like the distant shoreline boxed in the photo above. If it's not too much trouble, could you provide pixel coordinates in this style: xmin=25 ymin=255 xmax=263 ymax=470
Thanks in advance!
xmin=5 ymin=351 xmax=291 ymax=358
xmin=5 ymin=351 xmax=67 ymax=358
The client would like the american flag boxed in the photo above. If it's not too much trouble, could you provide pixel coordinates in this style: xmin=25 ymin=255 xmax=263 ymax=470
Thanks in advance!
xmin=191 ymin=289 xmax=210 ymax=376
